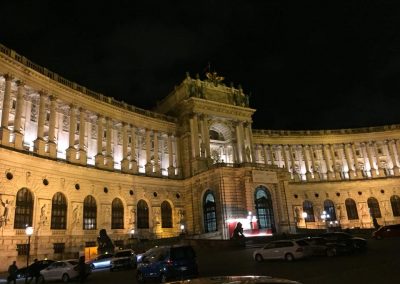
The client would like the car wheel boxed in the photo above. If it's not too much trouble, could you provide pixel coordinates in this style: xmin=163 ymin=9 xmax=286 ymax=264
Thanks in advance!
xmin=137 ymin=271 xmax=145 ymax=283
xmin=110 ymin=267 xmax=114 ymax=272
xmin=38 ymin=275 xmax=45 ymax=283
xmin=376 ymin=235 xmax=383 ymax=240
xmin=62 ymin=273 xmax=70 ymax=283
xmin=326 ymin=248 xmax=336 ymax=257
xmin=255 ymin=254 xmax=264 ymax=262
xmin=160 ymin=274 xmax=168 ymax=283
xmin=90 ymin=264 xmax=95 ymax=270
xmin=285 ymin=253 xmax=294 ymax=262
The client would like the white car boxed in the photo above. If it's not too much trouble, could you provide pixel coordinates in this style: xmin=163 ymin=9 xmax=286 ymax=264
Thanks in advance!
xmin=253 ymin=239 xmax=311 ymax=262
xmin=39 ymin=259 xmax=81 ymax=282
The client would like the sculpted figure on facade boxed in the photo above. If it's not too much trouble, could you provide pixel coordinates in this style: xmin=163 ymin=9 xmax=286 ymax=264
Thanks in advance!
xmin=129 ymin=206 xmax=136 ymax=225
xmin=39 ymin=203 xmax=49 ymax=227
xmin=72 ymin=204 xmax=81 ymax=227
xmin=0 ymin=196 xmax=12 ymax=228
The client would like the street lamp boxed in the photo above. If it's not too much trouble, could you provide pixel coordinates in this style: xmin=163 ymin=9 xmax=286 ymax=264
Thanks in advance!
xmin=320 ymin=211 xmax=330 ymax=231
xmin=25 ymin=226 xmax=33 ymax=283
xmin=302 ymin=212 xmax=308 ymax=229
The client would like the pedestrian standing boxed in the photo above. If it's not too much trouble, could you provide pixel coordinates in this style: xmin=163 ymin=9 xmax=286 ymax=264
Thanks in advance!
xmin=78 ymin=256 xmax=87 ymax=283
xmin=7 ymin=261 xmax=18 ymax=284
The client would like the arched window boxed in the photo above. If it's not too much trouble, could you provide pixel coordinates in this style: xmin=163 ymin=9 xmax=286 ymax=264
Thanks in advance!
xmin=323 ymin=199 xmax=336 ymax=221
xmin=14 ymin=188 xmax=34 ymax=229
xmin=51 ymin=192 xmax=67 ymax=229
xmin=161 ymin=201 xmax=172 ymax=228
xmin=254 ymin=186 xmax=275 ymax=230
xmin=137 ymin=200 xmax=149 ymax=229
xmin=303 ymin=200 xmax=315 ymax=222
xmin=111 ymin=198 xmax=124 ymax=229
xmin=83 ymin=195 xmax=97 ymax=230
xmin=367 ymin=197 xmax=381 ymax=218
xmin=345 ymin=198 xmax=358 ymax=220
xmin=390 ymin=195 xmax=400 ymax=217
xmin=203 ymin=191 xmax=217 ymax=233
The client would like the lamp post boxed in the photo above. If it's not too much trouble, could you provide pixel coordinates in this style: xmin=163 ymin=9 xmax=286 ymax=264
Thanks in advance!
xmin=302 ymin=212 xmax=308 ymax=229
xmin=25 ymin=226 xmax=33 ymax=284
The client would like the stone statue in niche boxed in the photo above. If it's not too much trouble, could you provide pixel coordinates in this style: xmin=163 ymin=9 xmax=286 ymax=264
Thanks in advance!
xmin=39 ymin=203 xmax=48 ymax=226
xmin=0 ymin=196 xmax=12 ymax=228
xmin=97 ymin=229 xmax=115 ymax=254
xmin=73 ymin=204 xmax=81 ymax=227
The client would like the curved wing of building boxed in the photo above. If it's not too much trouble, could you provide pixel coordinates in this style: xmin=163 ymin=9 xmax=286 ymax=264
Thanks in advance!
xmin=0 ymin=43 xmax=399 ymax=271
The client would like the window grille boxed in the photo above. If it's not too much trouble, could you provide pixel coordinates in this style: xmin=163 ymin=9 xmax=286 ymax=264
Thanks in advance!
xmin=83 ymin=195 xmax=97 ymax=230
xmin=161 ymin=201 xmax=172 ymax=228
xmin=51 ymin=192 xmax=67 ymax=229
xmin=137 ymin=200 xmax=149 ymax=229
xmin=111 ymin=198 xmax=124 ymax=229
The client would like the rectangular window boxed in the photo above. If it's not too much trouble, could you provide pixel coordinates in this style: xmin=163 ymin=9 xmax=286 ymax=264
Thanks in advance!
xmin=378 ymin=148 xmax=383 ymax=154
xmin=85 ymin=241 xmax=96 ymax=247
xmin=17 ymin=244 xmax=29 ymax=256
xmin=12 ymin=99 xmax=16 ymax=109
xmin=334 ymin=151 xmax=338 ymax=157
xmin=114 ymin=240 xmax=124 ymax=249
xmin=356 ymin=150 xmax=360 ymax=156
xmin=53 ymin=243 xmax=65 ymax=254
xmin=46 ymin=112 xmax=50 ymax=122
xmin=103 ymin=130 xmax=107 ymax=138
xmin=128 ymin=136 xmax=132 ymax=144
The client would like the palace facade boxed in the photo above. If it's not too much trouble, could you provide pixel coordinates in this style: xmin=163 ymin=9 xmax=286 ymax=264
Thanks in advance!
xmin=0 ymin=43 xmax=400 ymax=271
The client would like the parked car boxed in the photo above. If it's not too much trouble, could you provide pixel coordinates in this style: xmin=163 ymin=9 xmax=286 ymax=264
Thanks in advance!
xmin=86 ymin=253 xmax=114 ymax=270
xmin=16 ymin=259 xmax=55 ymax=279
xmin=372 ymin=224 xmax=400 ymax=239
xmin=253 ymin=239 xmax=311 ymax=262
xmin=136 ymin=244 xmax=198 ymax=283
xmin=166 ymin=275 xmax=302 ymax=284
xmin=319 ymin=232 xmax=367 ymax=252
xmin=110 ymin=249 xmax=137 ymax=271
xmin=39 ymin=259 xmax=91 ymax=283
xmin=300 ymin=237 xmax=350 ymax=257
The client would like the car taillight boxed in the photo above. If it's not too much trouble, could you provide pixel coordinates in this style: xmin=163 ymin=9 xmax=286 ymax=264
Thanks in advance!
xmin=296 ymin=247 xmax=303 ymax=252
xmin=166 ymin=259 xmax=173 ymax=266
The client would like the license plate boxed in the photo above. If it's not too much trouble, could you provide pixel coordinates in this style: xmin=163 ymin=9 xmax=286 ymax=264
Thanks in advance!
xmin=179 ymin=266 xmax=188 ymax=271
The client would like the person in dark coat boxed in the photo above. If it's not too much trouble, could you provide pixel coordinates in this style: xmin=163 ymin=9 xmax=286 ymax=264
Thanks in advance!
xmin=78 ymin=256 xmax=87 ymax=283
xmin=7 ymin=261 xmax=18 ymax=284
xmin=28 ymin=259 xmax=41 ymax=284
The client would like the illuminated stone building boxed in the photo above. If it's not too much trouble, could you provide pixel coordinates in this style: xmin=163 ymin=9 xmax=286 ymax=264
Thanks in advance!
xmin=0 ymin=43 xmax=400 ymax=270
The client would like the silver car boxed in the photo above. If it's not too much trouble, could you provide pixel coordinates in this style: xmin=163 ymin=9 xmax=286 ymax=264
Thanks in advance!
xmin=86 ymin=253 xmax=114 ymax=270
xmin=110 ymin=249 xmax=137 ymax=271
xmin=167 ymin=275 xmax=302 ymax=284
xmin=253 ymin=240 xmax=311 ymax=262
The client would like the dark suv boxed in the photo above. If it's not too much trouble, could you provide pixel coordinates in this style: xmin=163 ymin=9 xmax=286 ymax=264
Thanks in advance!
xmin=136 ymin=245 xmax=198 ymax=283
xmin=319 ymin=232 xmax=367 ymax=253
xmin=373 ymin=224 xmax=400 ymax=239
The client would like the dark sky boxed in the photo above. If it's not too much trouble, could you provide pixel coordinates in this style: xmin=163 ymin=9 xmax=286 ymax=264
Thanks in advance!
xmin=1 ymin=1 xmax=400 ymax=130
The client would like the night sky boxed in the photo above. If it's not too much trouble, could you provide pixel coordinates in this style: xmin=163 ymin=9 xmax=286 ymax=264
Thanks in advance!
xmin=1 ymin=1 xmax=400 ymax=130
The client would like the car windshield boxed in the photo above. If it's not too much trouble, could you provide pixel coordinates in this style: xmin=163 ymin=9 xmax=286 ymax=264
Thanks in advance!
xmin=295 ymin=240 xmax=309 ymax=246
xmin=67 ymin=261 xmax=78 ymax=266
xmin=170 ymin=246 xmax=196 ymax=260
xmin=115 ymin=251 xmax=132 ymax=257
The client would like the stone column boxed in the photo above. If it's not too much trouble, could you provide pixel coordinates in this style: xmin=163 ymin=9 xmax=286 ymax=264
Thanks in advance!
xmin=344 ymin=143 xmax=355 ymax=179
xmin=269 ymin=145 xmax=276 ymax=166
xmin=154 ymin=130 xmax=161 ymax=175
xmin=0 ymin=74 xmax=12 ymax=145
xmin=373 ymin=142 xmax=385 ymax=176
xmin=121 ymin=123 xmax=129 ymax=172
xmin=247 ymin=123 xmax=256 ymax=163
xmin=145 ymin=129 xmax=152 ymax=174
xmin=329 ymin=144 xmax=339 ymax=180
xmin=289 ymin=145 xmax=297 ymax=180
xmin=78 ymin=109 xmax=87 ymax=165
xmin=309 ymin=145 xmax=320 ymax=180
xmin=34 ymin=91 xmax=47 ymax=155
xmin=168 ymin=134 xmax=175 ymax=177
xmin=175 ymin=137 xmax=182 ymax=177
xmin=130 ymin=125 xmax=138 ymax=173
xmin=13 ymin=81 xmax=25 ymax=149
xmin=302 ymin=145 xmax=312 ymax=180
xmin=66 ymin=104 xmax=77 ymax=161
xmin=281 ymin=145 xmax=291 ymax=178
xmin=365 ymin=142 xmax=377 ymax=177
xmin=238 ymin=122 xmax=246 ymax=162
xmin=202 ymin=117 xmax=211 ymax=159
xmin=235 ymin=122 xmax=243 ymax=163
xmin=263 ymin=145 xmax=268 ymax=165
xmin=388 ymin=140 xmax=400 ymax=176
xmin=323 ymin=144 xmax=334 ymax=180
xmin=48 ymin=96 xmax=57 ymax=158
xmin=351 ymin=143 xmax=363 ymax=177
xmin=192 ymin=114 xmax=200 ymax=158
xmin=105 ymin=117 xmax=113 ymax=169
xmin=95 ymin=115 xmax=104 ymax=167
